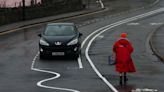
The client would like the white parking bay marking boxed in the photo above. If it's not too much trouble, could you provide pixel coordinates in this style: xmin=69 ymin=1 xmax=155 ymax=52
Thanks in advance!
xmin=31 ymin=52 xmax=80 ymax=92
xmin=85 ymin=8 xmax=164 ymax=92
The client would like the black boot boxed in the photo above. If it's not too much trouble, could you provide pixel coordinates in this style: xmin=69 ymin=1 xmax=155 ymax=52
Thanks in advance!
xmin=119 ymin=76 xmax=123 ymax=85
xmin=124 ymin=73 xmax=128 ymax=85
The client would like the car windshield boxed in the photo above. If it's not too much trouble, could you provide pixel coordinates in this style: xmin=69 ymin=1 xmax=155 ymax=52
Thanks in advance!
xmin=44 ymin=25 xmax=76 ymax=36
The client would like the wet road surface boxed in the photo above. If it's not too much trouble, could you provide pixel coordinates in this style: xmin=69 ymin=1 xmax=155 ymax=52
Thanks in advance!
xmin=151 ymin=25 xmax=164 ymax=61
xmin=1 ymin=0 xmax=164 ymax=92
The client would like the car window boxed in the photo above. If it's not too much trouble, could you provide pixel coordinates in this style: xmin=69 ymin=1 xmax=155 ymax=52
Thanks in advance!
xmin=44 ymin=25 xmax=76 ymax=36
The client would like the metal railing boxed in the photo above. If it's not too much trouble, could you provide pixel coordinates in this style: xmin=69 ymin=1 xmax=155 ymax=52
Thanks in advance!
xmin=0 ymin=0 xmax=85 ymax=26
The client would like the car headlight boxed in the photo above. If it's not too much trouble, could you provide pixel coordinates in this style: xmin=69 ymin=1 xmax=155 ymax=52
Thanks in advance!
xmin=40 ymin=38 xmax=49 ymax=46
xmin=67 ymin=38 xmax=78 ymax=46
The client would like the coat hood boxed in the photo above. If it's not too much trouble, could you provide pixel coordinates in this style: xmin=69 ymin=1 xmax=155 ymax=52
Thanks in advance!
xmin=118 ymin=38 xmax=130 ymax=46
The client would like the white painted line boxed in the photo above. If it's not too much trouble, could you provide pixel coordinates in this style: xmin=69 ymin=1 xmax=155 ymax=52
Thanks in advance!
xmin=104 ymin=0 xmax=158 ymax=20
xmin=31 ymin=52 xmax=80 ymax=92
xmin=98 ymin=0 xmax=105 ymax=8
xmin=150 ymin=23 xmax=163 ymax=25
xmin=149 ymin=0 xmax=160 ymax=7
xmin=81 ymin=25 xmax=107 ymax=48
xmin=31 ymin=52 xmax=40 ymax=69
xmin=84 ymin=7 xmax=164 ymax=92
xmin=78 ymin=55 xmax=83 ymax=69
xmin=85 ymin=26 xmax=119 ymax=92
xmin=127 ymin=23 xmax=140 ymax=25
xmin=30 ymin=6 xmax=164 ymax=92
xmin=131 ymin=88 xmax=158 ymax=92
xmin=82 ymin=7 xmax=164 ymax=49
xmin=97 ymin=35 xmax=104 ymax=39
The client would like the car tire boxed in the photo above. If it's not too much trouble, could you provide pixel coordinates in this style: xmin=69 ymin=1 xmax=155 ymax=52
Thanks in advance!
xmin=73 ymin=53 xmax=79 ymax=59
xmin=40 ymin=52 xmax=45 ymax=60
xmin=74 ymin=50 xmax=80 ymax=59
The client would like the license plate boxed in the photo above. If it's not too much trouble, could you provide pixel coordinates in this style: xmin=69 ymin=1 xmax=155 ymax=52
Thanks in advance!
xmin=52 ymin=52 xmax=65 ymax=56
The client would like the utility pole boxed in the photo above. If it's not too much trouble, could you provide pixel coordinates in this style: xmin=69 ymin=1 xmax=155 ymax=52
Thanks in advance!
xmin=22 ymin=0 xmax=25 ymax=21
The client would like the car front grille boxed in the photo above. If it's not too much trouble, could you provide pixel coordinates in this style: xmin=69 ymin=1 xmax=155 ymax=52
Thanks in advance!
xmin=42 ymin=46 xmax=76 ymax=52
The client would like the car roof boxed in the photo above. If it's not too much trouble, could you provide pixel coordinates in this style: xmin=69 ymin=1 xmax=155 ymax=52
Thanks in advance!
xmin=47 ymin=23 xmax=75 ymax=26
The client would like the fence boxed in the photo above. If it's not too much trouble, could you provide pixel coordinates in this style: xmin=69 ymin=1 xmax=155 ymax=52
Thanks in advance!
xmin=0 ymin=0 xmax=85 ymax=26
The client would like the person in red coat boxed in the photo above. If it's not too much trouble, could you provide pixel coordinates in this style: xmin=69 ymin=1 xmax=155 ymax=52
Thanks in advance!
xmin=113 ymin=33 xmax=136 ymax=85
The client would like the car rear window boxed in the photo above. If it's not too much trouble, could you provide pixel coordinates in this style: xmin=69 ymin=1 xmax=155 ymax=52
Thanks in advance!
xmin=44 ymin=25 xmax=76 ymax=36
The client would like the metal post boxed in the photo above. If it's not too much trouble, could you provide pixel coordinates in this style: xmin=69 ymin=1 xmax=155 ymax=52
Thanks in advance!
xmin=22 ymin=0 xmax=25 ymax=21
xmin=97 ymin=0 xmax=104 ymax=9
xmin=35 ymin=0 xmax=37 ymax=4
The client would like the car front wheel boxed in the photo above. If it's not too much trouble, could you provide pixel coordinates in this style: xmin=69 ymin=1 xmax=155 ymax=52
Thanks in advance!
xmin=40 ymin=52 xmax=45 ymax=59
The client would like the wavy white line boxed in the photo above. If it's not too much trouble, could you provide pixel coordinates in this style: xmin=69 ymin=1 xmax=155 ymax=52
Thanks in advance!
xmin=31 ymin=52 xmax=80 ymax=92
xmin=30 ymin=5 xmax=164 ymax=92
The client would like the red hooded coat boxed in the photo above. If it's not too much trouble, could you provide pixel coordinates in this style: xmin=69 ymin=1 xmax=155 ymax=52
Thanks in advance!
xmin=113 ymin=38 xmax=136 ymax=73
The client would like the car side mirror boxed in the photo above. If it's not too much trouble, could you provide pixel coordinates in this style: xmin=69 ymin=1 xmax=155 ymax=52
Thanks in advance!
xmin=38 ymin=34 xmax=41 ymax=37
xmin=79 ymin=33 xmax=83 ymax=37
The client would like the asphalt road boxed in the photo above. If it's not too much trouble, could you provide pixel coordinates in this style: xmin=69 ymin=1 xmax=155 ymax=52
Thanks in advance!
xmin=1 ymin=0 xmax=164 ymax=92
xmin=151 ymin=24 xmax=164 ymax=61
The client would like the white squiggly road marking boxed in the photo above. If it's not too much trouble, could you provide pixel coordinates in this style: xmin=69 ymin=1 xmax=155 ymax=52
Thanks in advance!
xmin=31 ymin=52 xmax=80 ymax=92
xmin=30 ymin=7 xmax=164 ymax=92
